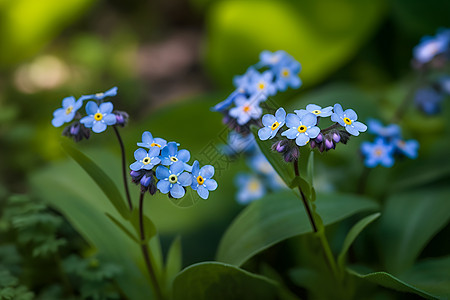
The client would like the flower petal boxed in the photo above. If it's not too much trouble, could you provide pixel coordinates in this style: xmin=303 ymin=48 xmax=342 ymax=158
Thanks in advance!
xmin=333 ymin=103 xmax=343 ymax=116
xmin=80 ymin=116 xmax=94 ymax=128
xmin=197 ymin=185 xmax=209 ymax=199
xmin=134 ymin=148 xmax=147 ymax=160
xmin=281 ymin=128 xmax=299 ymax=139
xmin=62 ymin=96 xmax=76 ymax=108
xmin=178 ymin=172 xmax=192 ymax=186
xmin=346 ymin=125 xmax=360 ymax=136
xmin=306 ymin=104 xmax=321 ymax=111
xmin=300 ymin=113 xmax=317 ymax=127
xmin=294 ymin=109 xmax=309 ymax=118
xmin=275 ymin=107 xmax=286 ymax=121
xmin=171 ymin=161 xmax=185 ymax=175
xmin=156 ymin=166 xmax=170 ymax=180
xmin=344 ymin=109 xmax=357 ymax=121
xmin=130 ymin=161 xmax=143 ymax=171
xmin=157 ymin=180 xmax=171 ymax=194
xmin=170 ymin=183 xmax=185 ymax=199
xmin=191 ymin=160 xmax=200 ymax=176
xmin=306 ymin=126 xmax=320 ymax=138
xmin=92 ymin=122 xmax=107 ymax=133
xmin=295 ymin=133 xmax=310 ymax=146
xmin=103 ymin=114 xmax=117 ymax=125
xmin=149 ymin=146 xmax=161 ymax=157
xmin=262 ymin=114 xmax=276 ymax=127
xmin=177 ymin=149 xmax=190 ymax=162
xmin=258 ymin=127 xmax=272 ymax=140
xmin=352 ymin=121 xmax=367 ymax=133
xmin=285 ymin=113 xmax=300 ymax=127
xmin=200 ymin=165 xmax=215 ymax=179
xmin=141 ymin=131 xmax=153 ymax=144
xmin=205 ymin=179 xmax=218 ymax=191
xmin=100 ymin=102 xmax=114 ymax=114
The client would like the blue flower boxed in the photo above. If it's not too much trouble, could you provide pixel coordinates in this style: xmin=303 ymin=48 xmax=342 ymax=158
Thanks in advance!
xmin=156 ymin=161 xmax=192 ymax=198
xmin=331 ymin=104 xmax=367 ymax=136
xmin=228 ymin=94 xmax=263 ymax=125
xmin=233 ymin=67 xmax=259 ymax=90
xmin=160 ymin=142 xmax=191 ymax=167
xmin=258 ymin=50 xmax=291 ymax=68
xmin=413 ymin=29 xmax=450 ymax=64
xmin=137 ymin=131 xmax=168 ymax=149
xmin=361 ymin=138 xmax=395 ymax=168
xmin=367 ymin=119 xmax=401 ymax=139
xmin=211 ymin=89 xmax=246 ymax=112
xmin=247 ymin=151 xmax=274 ymax=175
xmin=80 ymin=101 xmax=117 ymax=133
xmin=79 ymin=87 xmax=118 ymax=101
xmin=235 ymin=174 xmax=266 ymax=205
xmin=222 ymin=131 xmax=256 ymax=155
xmin=274 ymin=59 xmax=302 ymax=92
xmin=414 ymin=88 xmax=443 ymax=115
xmin=439 ymin=76 xmax=450 ymax=95
xmin=129 ymin=147 xmax=161 ymax=171
xmin=248 ymin=70 xmax=277 ymax=98
xmin=258 ymin=108 xmax=286 ymax=140
xmin=394 ymin=139 xmax=419 ymax=159
xmin=281 ymin=113 xmax=320 ymax=146
xmin=52 ymin=96 xmax=83 ymax=127
xmin=191 ymin=161 xmax=218 ymax=199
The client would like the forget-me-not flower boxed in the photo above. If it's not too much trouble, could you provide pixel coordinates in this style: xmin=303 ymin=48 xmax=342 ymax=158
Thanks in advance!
xmin=160 ymin=142 xmax=191 ymax=166
xmin=258 ymin=107 xmax=286 ymax=140
xmin=367 ymin=119 xmax=401 ymax=139
xmin=137 ymin=131 xmax=167 ymax=149
xmin=414 ymin=88 xmax=443 ymax=115
xmin=361 ymin=138 xmax=395 ymax=168
xmin=274 ymin=59 xmax=302 ymax=92
xmin=156 ymin=161 xmax=192 ymax=198
xmin=79 ymin=87 xmax=118 ymax=102
xmin=295 ymin=104 xmax=333 ymax=118
xmin=394 ymin=139 xmax=419 ymax=159
xmin=235 ymin=173 xmax=266 ymax=205
xmin=222 ymin=131 xmax=256 ymax=155
xmin=281 ymin=113 xmax=320 ymax=146
xmin=80 ymin=101 xmax=117 ymax=133
xmin=228 ymin=94 xmax=263 ymax=125
xmin=258 ymin=50 xmax=290 ymax=68
xmin=248 ymin=70 xmax=277 ymax=98
xmin=413 ymin=29 xmax=450 ymax=64
xmin=52 ymin=96 xmax=83 ymax=127
xmin=190 ymin=161 xmax=218 ymax=199
xmin=129 ymin=147 xmax=161 ymax=171
xmin=331 ymin=104 xmax=367 ymax=136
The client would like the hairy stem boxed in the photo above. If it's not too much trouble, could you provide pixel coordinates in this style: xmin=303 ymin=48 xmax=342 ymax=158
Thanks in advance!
xmin=139 ymin=192 xmax=164 ymax=300
xmin=113 ymin=126 xmax=133 ymax=211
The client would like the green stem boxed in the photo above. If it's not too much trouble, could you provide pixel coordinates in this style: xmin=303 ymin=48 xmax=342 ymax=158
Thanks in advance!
xmin=293 ymin=160 xmax=317 ymax=232
xmin=139 ymin=192 xmax=164 ymax=300
xmin=113 ymin=126 xmax=133 ymax=211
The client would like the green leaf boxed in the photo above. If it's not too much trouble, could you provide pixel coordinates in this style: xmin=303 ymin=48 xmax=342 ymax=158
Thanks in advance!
xmin=106 ymin=213 xmax=139 ymax=244
xmin=251 ymin=126 xmax=295 ymax=188
xmin=378 ymin=187 xmax=450 ymax=274
xmin=164 ymin=236 xmax=182 ymax=295
xmin=129 ymin=208 xmax=157 ymax=245
xmin=337 ymin=213 xmax=380 ymax=269
xmin=61 ymin=140 xmax=129 ymax=219
xmin=172 ymin=262 xmax=280 ymax=300
xmin=217 ymin=190 xmax=378 ymax=266
xmin=348 ymin=255 xmax=450 ymax=299
xmin=306 ymin=151 xmax=315 ymax=186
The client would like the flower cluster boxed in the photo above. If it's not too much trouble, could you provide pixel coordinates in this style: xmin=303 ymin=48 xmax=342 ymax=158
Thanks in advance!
xmin=129 ymin=131 xmax=218 ymax=200
xmin=360 ymin=119 xmax=419 ymax=168
xmin=258 ymin=104 xmax=367 ymax=162
xmin=212 ymin=50 xmax=302 ymax=134
xmin=51 ymin=87 xmax=128 ymax=141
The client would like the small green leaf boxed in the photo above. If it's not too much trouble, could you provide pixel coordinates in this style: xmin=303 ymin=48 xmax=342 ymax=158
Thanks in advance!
xmin=164 ymin=236 xmax=182 ymax=294
xmin=251 ymin=126 xmax=295 ymax=187
xmin=61 ymin=140 xmax=129 ymax=219
xmin=217 ymin=190 xmax=378 ymax=266
xmin=337 ymin=213 xmax=381 ymax=270
xmin=172 ymin=262 xmax=280 ymax=300
xmin=106 ymin=213 xmax=139 ymax=243
xmin=129 ymin=209 xmax=157 ymax=245
xmin=289 ymin=176 xmax=311 ymax=200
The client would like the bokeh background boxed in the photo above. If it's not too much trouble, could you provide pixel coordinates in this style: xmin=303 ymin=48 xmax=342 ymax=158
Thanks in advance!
xmin=1 ymin=0 xmax=450 ymax=280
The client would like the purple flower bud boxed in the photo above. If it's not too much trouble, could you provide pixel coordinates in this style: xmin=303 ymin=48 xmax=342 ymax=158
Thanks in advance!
xmin=271 ymin=140 xmax=286 ymax=153
xmin=325 ymin=139 xmax=334 ymax=150
xmin=130 ymin=170 xmax=140 ymax=178
xmin=316 ymin=133 xmax=323 ymax=143
xmin=114 ymin=111 xmax=129 ymax=127
xmin=310 ymin=140 xmax=316 ymax=149
xmin=116 ymin=114 xmax=124 ymax=124
xmin=70 ymin=124 xmax=80 ymax=135
xmin=332 ymin=132 xmax=341 ymax=143
xmin=318 ymin=142 xmax=325 ymax=153
xmin=140 ymin=175 xmax=151 ymax=187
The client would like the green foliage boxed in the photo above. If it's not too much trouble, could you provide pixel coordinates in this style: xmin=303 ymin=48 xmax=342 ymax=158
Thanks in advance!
xmin=0 ymin=268 xmax=34 ymax=300
xmin=217 ymin=190 xmax=378 ymax=266
xmin=164 ymin=236 xmax=182 ymax=297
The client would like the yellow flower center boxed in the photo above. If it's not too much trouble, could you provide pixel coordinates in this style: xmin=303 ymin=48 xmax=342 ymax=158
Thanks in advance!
xmin=312 ymin=110 xmax=321 ymax=115
xmin=170 ymin=156 xmax=178 ymax=162
xmin=142 ymin=157 xmax=151 ymax=165
xmin=375 ymin=148 xmax=383 ymax=156
xmin=343 ymin=117 xmax=352 ymax=125
xmin=271 ymin=121 xmax=280 ymax=130
xmin=168 ymin=174 xmax=178 ymax=184
xmin=95 ymin=92 xmax=104 ymax=98
xmin=248 ymin=179 xmax=260 ymax=192
xmin=243 ymin=105 xmax=251 ymax=112
xmin=94 ymin=113 xmax=103 ymax=121
xmin=297 ymin=125 xmax=307 ymax=133
xmin=281 ymin=68 xmax=289 ymax=77
xmin=150 ymin=143 xmax=161 ymax=147
xmin=197 ymin=175 xmax=204 ymax=185
xmin=397 ymin=141 xmax=406 ymax=148
xmin=65 ymin=106 xmax=73 ymax=115
xmin=258 ymin=83 xmax=265 ymax=90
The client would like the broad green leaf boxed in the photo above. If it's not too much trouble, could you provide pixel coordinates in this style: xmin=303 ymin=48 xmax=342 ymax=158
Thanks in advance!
xmin=337 ymin=213 xmax=381 ymax=269
xmin=306 ymin=151 xmax=315 ymax=186
xmin=217 ymin=190 xmax=378 ymax=266
xmin=251 ymin=126 xmax=295 ymax=187
xmin=164 ymin=236 xmax=182 ymax=296
xmin=348 ymin=256 xmax=450 ymax=299
xmin=106 ymin=213 xmax=139 ymax=244
xmin=172 ymin=262 xmax=280 ymax=300
xmin=61 ymin=140 xmax=129 ymax=219
xmin=378 ymin=187 xmax=450 ymax=274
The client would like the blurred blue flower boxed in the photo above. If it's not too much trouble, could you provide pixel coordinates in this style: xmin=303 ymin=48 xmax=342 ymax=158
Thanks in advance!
xmin=361 ymin=138 xmax=395 ymax=168
xmin=367 ymin=119 xmax=401 ymax=139
xmin=160 ymin=142 xmax=191 ymax=167
xmin=137 ymin=131 xmax=167 ymax=149
xmin=247 ymin=151 xmax=273 ymax=175
xmin=222 ymin=131 xmax=256 ymax=155
xmin=52 ymin=96 xmax=83 ymax=127
xmin=233 ymin=67 xmax=259 ymax=91
xmin=229 ymin=94 xmax=263 ymax=125
xmin=235 ymin=173 xmax=266 ymax=205
xmin=439 ymin=76 xmax=450 ymax=95
xmin=156 ymin=161 xmax=192 ymax=198
xmin=80 ymin=101 xmax=117 ymax=133
xmin=281 ymin=112 xmax=320 ymax=146
xmin=394 ymin=139 xmax=419 ymax=159
xmin=258 ymin=107 xmax=286 ymax=140
xmin=258 ymin=50 xmax=292 ymax=68
xmin=129 ymin=147 xmax=161 ymax=171
xmin=79 ymin=87 xmax=118 ymax=101
xmin=211 ymin=89 xmax=246 ymax=112
xmin=248 ymin=70 xmax=277 ymax=98
xmin=413 ymin=28 xmax=450 ymax=64
xmin=302 ymin=104 xmax=333 ymax=118
xmin=191 ymin=161 xmax=218 ymax=200
xmin=331 ymin=104 xmax=367 ymax=136
xmin=414 ymin=88 xmax=443 ymax=115
xmin=274 ymin=59 xmax=302 ymax=92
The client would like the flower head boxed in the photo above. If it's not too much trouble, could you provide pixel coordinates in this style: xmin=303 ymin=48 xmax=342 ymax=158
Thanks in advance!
xmin=247 ymin=70 xmax=277 ymax=98
xmin=413 ymin=29 xmax=450 ymax=64
xmin=79 ymin=87 xmax=118 ymax=101
xmin=295 ymin=104 xmax=333 ymax=118
xmin=281 ymin=113 xmax=320 ymax=146
xmin=361 ymin=138 xmax=395 ymax=168
xmin=414 ymin=87 xmax=443 ymax=115
xmin=235 ymin=174 xmax=265 ymax=205
xmin=222 ymin=131 xmax=256 ymax=156
xmin=160 ymin=142 xmax=191 ymax=167
xmin=228 ymin=94 xmax=263 ymax=125
xmin=233 ymin=67 xmax=259 ymax=91
xmin=156 ymin=162 xmax=192 ymax=199
xmin=52 ymin=96 xmax=83 ymax=127
xmin=394 ymin=139 xmax=419 ymax=159
xmin=258 ymin=108 xmax=286 ymax=140
xmin=331 ymin=104 xmax=367 ymax=136
xmin=80 ymin=101 xmax=117 ymax=133
xmin=137 ymin=131 xmax=167 ymax=149
xmin=129 ymin=148 xmax=161 ymax=171
xmin=274 ymin=59 xmax=302 ymax=92
xmin=367 ymin=119 xmax=401 ymax=139
xmin=259 ymin=50 xmax=291 ymax=68
xmin=190 ymin=161 xmax=218 ymax=199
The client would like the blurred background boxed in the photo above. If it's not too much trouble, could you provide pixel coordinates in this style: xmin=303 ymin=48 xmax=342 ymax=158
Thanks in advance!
xmin=1 ymin=0 xmax=450 ymax=289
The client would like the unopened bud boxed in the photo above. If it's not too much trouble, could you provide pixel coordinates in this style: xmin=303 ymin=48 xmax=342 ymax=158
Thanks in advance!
xmin=316 ymin=133 xmax=323 ymax=143
xmin=332 ymin=132 xmax=340 ymax=143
